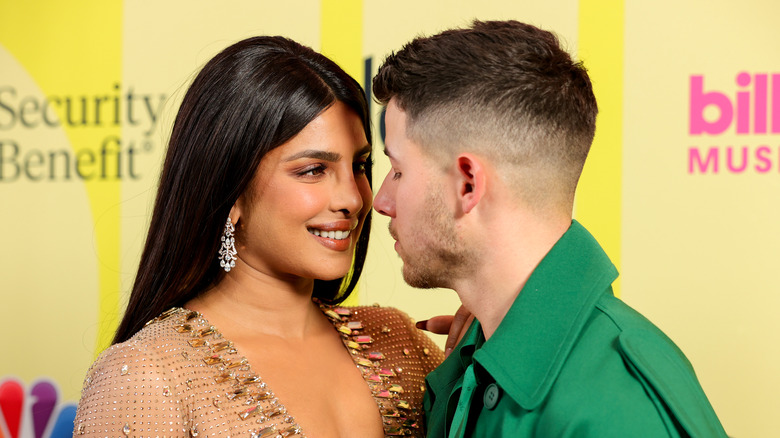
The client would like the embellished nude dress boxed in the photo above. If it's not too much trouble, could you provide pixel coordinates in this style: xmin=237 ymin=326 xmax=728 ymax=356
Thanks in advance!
xmin=74 ymin=305 xmax=444 ymax=437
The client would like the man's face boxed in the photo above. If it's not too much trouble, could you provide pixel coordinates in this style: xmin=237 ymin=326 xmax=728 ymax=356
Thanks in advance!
xmin=373 ymin=99 xmax=470 ymax=288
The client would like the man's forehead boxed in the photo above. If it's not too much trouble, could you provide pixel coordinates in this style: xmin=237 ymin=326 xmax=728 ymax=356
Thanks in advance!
xmin=382 ymin=100 xmax=408 ymax=160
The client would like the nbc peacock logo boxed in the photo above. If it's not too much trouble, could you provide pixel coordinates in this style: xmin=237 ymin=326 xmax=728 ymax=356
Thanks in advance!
xmin=0 ymin=378 xmax=76 ymax=438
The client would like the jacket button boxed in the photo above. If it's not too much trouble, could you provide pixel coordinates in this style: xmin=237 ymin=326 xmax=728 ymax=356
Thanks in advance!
xmin=483 ymin=383 xmax=501 ymax=410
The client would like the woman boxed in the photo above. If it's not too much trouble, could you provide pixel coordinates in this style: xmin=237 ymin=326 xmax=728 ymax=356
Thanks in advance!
xmin=74 ymin=36 xmax=442 ymax=438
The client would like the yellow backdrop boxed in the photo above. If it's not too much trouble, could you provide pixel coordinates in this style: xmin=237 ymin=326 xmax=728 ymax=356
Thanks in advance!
xmin=1 ymin=1 xmax=776 ymax=436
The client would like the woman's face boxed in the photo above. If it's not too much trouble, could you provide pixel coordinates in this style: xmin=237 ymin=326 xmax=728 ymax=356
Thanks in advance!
xmin=232 ymin=101 xmax=372 ymax=283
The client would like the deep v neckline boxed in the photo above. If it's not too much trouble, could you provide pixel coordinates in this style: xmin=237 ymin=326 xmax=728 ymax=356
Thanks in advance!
xmin=156 ymin=305 xmax=414 ymax=437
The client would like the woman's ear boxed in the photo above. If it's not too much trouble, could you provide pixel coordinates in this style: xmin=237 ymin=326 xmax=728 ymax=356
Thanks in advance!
xmin=455 ymin=153 xmax=486 ymax=214
xmin=228 ymin=203 xmax=240 ymax=225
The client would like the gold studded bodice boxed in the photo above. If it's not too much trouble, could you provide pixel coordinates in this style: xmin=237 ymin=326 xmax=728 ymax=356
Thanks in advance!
xmin=74 ymin=305 xmax=443 ymax=437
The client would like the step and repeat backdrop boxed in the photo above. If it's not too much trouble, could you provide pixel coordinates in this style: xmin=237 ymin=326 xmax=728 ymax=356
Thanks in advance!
xmin=1 ymin=0 xmax=777 ymax=436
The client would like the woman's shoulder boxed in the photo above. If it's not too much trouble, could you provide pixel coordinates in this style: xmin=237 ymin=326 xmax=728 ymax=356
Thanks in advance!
xmin=322 ymin=303 xmax=443 ymax=361
xmin=75 ymin=308 xmax=200 ymax=435
xmin=82 ymin=308 xmax=196 ymax=388
xmin=326 ymin=303 xmax=416 ymax=335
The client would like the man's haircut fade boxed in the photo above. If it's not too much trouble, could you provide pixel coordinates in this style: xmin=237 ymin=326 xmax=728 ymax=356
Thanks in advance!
xmin=372 ymin=20 xmax=598 ymax=211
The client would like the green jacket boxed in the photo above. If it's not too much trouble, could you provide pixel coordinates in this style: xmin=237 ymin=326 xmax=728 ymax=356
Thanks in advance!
xmin=424 ymin=220 xmax=727 ymax=437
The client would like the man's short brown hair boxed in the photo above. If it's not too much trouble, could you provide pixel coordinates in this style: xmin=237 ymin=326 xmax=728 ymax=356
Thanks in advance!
xmin=373 ymin=20 xmax=598 ymax=211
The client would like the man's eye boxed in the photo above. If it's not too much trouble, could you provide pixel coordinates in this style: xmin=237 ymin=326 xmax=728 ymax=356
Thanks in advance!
xmin=392 ymin=171 xmax=401 ymax=180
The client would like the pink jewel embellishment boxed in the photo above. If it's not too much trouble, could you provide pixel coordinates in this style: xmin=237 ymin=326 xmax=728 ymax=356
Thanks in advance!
xmin=333 ymin=307 xmax=352 ymax=316
xmin=378 ymin=368 xmax=396 ymax=377
xmin=355 ymin=335 xmax=373 ymax=344
xmin=239 ymin=405 xmax=261 ymax=420
xmin=368 ymin=352 xmax=385 ymax=360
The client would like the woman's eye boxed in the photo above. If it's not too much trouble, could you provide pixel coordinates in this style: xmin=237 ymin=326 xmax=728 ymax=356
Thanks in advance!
xmin=299 ymin=165 xmax=326 ymax=177
xmin=354 ymin=159 xmax=370 ymax=175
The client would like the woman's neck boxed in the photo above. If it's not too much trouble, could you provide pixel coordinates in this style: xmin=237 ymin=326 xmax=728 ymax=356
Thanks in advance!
xmin=185 ymin=261 xmax=326 ymax=341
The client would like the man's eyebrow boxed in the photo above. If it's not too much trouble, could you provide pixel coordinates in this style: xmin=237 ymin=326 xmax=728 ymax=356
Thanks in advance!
xmin=284 ymin=149 xmax=341 ymax=162
xmin=382 ymin=146 xmax=395 ymax=159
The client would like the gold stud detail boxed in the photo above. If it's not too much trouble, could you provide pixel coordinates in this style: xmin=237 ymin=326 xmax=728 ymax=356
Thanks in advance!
xmin=120 ymin=364 xmax=129 ymax=375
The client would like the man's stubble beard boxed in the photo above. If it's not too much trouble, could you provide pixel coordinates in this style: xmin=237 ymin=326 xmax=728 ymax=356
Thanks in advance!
xmin=394 ymin=187 xmax=475 ymax=289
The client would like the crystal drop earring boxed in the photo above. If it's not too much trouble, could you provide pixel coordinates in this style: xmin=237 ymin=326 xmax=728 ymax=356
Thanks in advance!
xmin=218 ymin=217 xmax=237 ymax=272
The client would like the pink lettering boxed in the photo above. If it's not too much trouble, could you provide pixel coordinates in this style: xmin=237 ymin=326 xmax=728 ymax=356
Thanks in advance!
xmin=736 ymin=73 xmax=751 ymax=134
xmin=689 ymin=147 xmax=719 ymax=173
xmin=755 ymin=145 xmax=771 ymax=172
xmin=690 ymin=76 xmax=733 ymax=135
xmin=755 ymin=74 xmax=768 ymax=133
xmin=773 ymin=74 xmax=780 ymax=134
xmin=726 ymin=146 xmax=748 ymax=172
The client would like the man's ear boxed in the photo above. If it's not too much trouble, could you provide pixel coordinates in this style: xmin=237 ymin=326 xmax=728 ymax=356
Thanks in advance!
xmin=455 ymin=153 xmax=486 ymax=214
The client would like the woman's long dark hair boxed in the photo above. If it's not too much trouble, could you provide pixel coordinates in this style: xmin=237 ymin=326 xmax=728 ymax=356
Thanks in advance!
xmin=113 ymin=36 xmax=372 ymax=344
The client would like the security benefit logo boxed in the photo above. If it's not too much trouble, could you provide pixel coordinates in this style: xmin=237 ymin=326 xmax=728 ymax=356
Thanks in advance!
xmin=688 ymin=72 xmax=780 ymax=174
xmin=0 ymin=84 xmax=165 ymax=182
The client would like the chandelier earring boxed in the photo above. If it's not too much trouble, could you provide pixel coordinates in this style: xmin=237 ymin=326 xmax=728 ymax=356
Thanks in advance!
xmin=218 ymin=217 xmax=237 ymax=272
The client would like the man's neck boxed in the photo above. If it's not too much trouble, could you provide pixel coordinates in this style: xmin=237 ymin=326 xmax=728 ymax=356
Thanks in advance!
xmin=453 ymin=215 xmax=571 ymax=340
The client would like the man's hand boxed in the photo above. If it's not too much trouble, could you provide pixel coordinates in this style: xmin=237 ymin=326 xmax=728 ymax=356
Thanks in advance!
xmin=416 ymin=305 xmax=473 ymax=357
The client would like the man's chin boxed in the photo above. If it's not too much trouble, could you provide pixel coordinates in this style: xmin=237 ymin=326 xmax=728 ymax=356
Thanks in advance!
xmin=402 ymin=266 xmax=441 ymax=290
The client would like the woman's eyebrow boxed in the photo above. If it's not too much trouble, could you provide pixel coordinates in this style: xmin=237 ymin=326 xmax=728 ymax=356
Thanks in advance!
xmin=284 ymin=149 xmax=341 ymax=162
xmin=355 ymin=144 xmax=372 ymax=157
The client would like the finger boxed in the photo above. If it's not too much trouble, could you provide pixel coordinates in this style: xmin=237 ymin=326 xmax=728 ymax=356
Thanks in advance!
xmin=445 ymin=305 xmax=473 ymax=357
xmin=416 ymin=315 xmax=455 ymax=334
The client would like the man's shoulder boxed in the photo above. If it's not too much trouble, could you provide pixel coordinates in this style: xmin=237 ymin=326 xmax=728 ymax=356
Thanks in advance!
xmin=575 ymin=295 xmax=728 ymax=437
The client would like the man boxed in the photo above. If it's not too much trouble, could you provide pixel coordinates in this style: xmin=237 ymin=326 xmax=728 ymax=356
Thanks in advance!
xmin=372 ymin=20 xmax=727 ymax=437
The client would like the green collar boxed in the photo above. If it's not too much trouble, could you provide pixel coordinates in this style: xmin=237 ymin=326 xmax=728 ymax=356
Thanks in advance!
xmin=427 ymin=220 xmax=618 ymax=409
